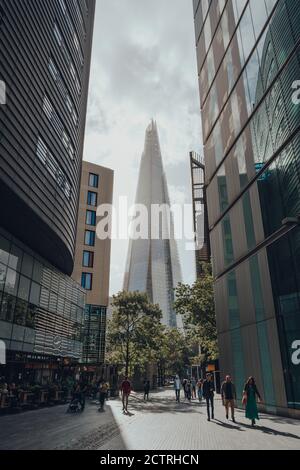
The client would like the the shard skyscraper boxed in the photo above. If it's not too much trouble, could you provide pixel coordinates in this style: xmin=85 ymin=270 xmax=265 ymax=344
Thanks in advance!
xmin=124 ymin=121 xmax=182 ymax=328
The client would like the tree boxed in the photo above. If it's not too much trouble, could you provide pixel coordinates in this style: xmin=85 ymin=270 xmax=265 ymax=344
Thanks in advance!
xmin=106 ymin=291 xmax=162 ymax=376
xmin=174 ymin=262 xmax=218 ymax=362
xmin=154 ymin=327 xmax=192 ymax=380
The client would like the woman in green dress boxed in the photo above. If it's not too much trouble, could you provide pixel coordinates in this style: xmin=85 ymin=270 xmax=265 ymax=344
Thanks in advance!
xmin=243 ymin=377 xmax=262 ymax=427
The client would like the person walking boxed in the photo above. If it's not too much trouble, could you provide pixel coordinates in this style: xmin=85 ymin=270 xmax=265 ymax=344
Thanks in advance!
xmin=75 ymin=381 xmax=87 ymax=411
xmin=144 ymin=380 xmax=150 ymax=401
xmin=182 ymin=379 xmax=187 ymax=399
xmin=202 ymin=373 xmax=215 ymax=421
xmin=98 ymin=381 xmax=109 ymax=412
xmin=191 ymin=377 xmax=197 ymax=400
xmin=185 ymin=379 xmax=192 ymax=402
xmin=174 ymin=375 xmax=181 ymax=403
xmin=120 ymin=376 xmax=132 ymax=414
xmin=197 ymin=378 xmax=203 ymax=402
xmin=243 ymin=377 xmax=262 ymax=427
xmin=81 ymin=382 xmax=88 ymax=411
xmin=221 ymin=375 xmax=237 ymax=422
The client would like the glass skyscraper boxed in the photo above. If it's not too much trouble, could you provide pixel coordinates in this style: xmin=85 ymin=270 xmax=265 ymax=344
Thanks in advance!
xmin=194 ymin=0 xmax=300 ymax=416
xmin=124 ymin=121 xmax=182 ymax=328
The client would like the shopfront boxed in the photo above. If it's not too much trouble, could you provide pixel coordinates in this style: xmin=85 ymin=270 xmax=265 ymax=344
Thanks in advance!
xmin=0 ymin=228 xmax=86 ymax=387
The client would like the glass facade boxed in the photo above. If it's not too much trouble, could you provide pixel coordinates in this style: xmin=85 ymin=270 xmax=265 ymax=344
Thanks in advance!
xmin=0 ymin=227 xmax=86 ymax=371
xmin=194 ymin=0 xmax=300 ymax=414
xmin=82 ymin=305 xmax=106 ymax=364
xmin=123 ymin=121 xmax=182 ymax=327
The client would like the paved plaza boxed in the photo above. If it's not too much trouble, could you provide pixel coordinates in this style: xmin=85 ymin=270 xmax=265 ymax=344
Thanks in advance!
xmin=0 ymin=389 xmax=299 ymax=450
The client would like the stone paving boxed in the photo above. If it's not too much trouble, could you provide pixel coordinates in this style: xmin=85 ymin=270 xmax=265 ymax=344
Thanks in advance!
xmin=0 ymin=388 xmax=300 ymax=450
xmin=98 ymin=389 xmax=300 ymax=450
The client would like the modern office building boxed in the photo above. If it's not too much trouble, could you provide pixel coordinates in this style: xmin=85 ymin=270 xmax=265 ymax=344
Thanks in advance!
xmin=124 ymin=121 xmax=182 ymax=328
xmin=190 ymin=151 xmax=211 ymax=276
xmin=0 ymin=0 xmax=95 ymax=382
xmin=72 ymin=162 xmax=114 ymax=366
xmin=0 ymin=227 xmax=86 ymax=384
xmin=0 ymin=0 xmax=95 ymax=275
xmin=193 ymin=0 xmax=300 ymax=416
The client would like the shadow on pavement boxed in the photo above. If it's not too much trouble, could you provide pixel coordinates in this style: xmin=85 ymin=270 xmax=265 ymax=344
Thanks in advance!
xmin=0 ymin=401 xmax=127 ymax=450
xmin=240 ymin=423 xmax=300 ymax=440
xmin=213 ymin=419 xmax=244 ymax=431
xmin=128 ymin=395 xmax=204 ymax=415
xmin=123 ymin=411 xmax=135 ymax=417
xmin=260 ymin=415 xmax=300 ymax=426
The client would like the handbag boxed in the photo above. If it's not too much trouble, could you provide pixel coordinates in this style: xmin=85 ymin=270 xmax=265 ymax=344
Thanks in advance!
xmin=242 ymin=392 xmax=247 ymax=406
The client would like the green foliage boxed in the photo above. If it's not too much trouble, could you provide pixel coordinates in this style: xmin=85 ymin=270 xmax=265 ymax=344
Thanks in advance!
xmin=106 ymin=291 xmax=162 ymax=375
xmin=174 ymin=262 xmax=218 ymax=362
xmin=154 ymin=327 xmax=192 ymax=377
xmin=106 ymin=291 xmax=193 ymax=378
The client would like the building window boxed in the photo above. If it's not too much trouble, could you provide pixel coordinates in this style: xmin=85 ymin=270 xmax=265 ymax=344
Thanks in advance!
xmin=36 ymin=137 xmax=72 ymax=199
xmin=86 ymin=210 xmax=96 ymax=226
xmin=59 ymin=0 xmax=84 ymax=66
xmin=87 ymin=191 xmax=97 ymax=206
xmin=85 ymin=230 xmax=95 ymax=246
xmin=43 ymin=95 xmax=75 ymax=160
xmin=81 ymin=272 xmax=92 ymax=290
xmin=83 ymin=251 xmax=94 ymax=268
xmin=89 ymin=173 xmax=99 ymax=188
xmin=48 ymin=58 xmax=78 ymax=125
xmin=70 ymin=62 xmax=81 ymax=94
xmin=53 ymin=23 xmax=81 ymax=95
xmin=74 ymin=0 xmax=86 ymax=36
xmin=73 ymin=32 xmax=84 ymax=65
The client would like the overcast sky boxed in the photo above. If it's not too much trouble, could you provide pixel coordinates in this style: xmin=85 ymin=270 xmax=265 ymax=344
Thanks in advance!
xmin=83 ymin=0 xmax=202 ymax=295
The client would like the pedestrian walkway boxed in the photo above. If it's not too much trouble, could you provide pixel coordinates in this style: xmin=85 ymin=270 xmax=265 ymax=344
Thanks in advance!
xmin=0 ymin=388 xmax=299 ymax=450
xmin=99 ymin=388 xmax=300 ymax=450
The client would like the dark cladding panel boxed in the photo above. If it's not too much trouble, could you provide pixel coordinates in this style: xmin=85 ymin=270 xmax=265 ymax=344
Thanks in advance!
xmin=0 ymin=0 xmax=96 ymax=275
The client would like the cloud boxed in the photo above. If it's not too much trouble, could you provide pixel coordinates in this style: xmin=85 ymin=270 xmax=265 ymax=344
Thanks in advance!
xmin=84 ymin=0 xmax=201 ymax=293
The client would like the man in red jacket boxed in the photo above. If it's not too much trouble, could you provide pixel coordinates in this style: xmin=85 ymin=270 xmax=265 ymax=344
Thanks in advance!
xmin=120 ymin=376 xmax=132 ymax=414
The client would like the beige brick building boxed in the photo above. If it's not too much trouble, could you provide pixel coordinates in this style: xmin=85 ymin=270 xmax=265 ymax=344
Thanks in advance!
xmin=72 ymin=161 xmax=114 ymax=365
